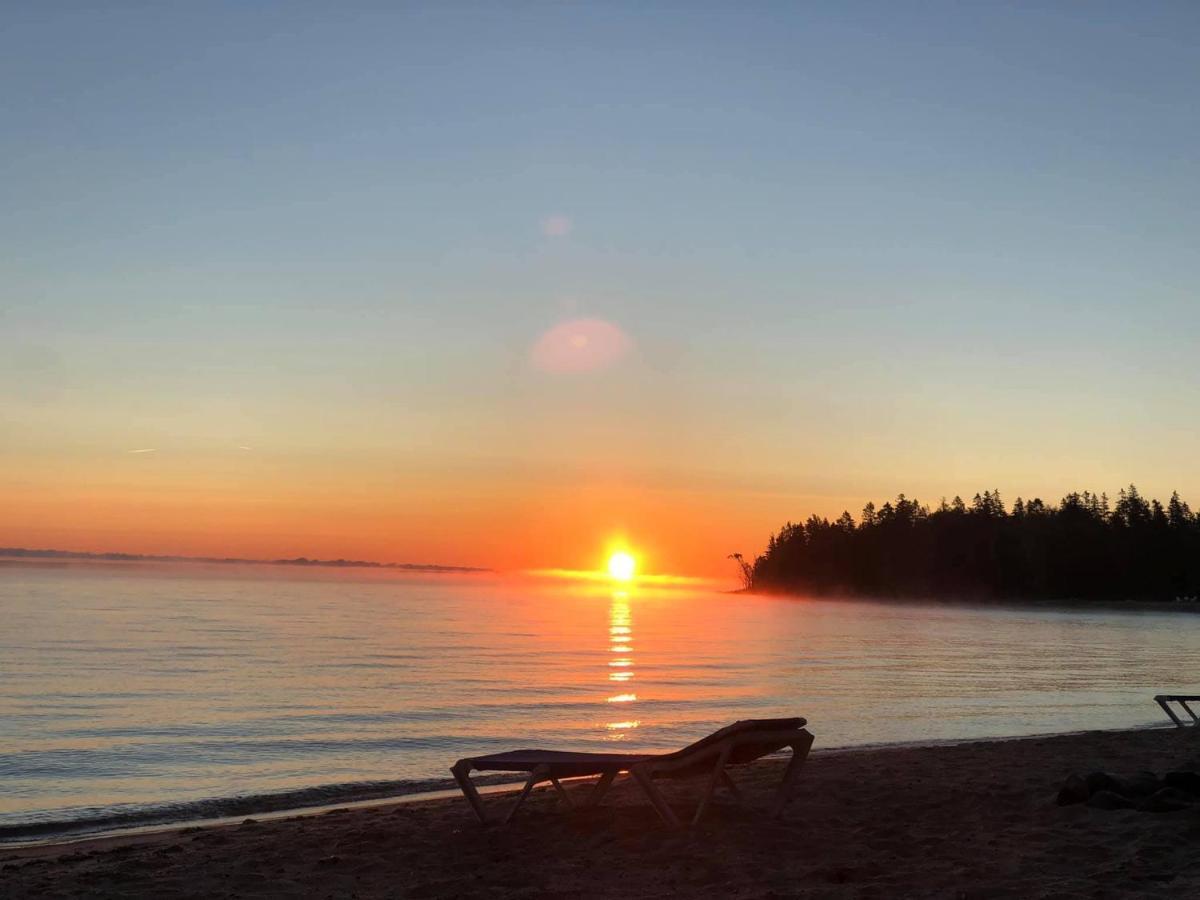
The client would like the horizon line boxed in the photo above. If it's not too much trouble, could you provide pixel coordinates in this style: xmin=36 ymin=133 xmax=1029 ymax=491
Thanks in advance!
xmin=0 ymin=546 xmax=490 ymax=574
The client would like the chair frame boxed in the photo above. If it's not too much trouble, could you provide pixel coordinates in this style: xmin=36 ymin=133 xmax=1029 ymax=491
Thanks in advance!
xmin=630 ymin=726 xmax=814 ymax=826
xmin=1155 ymin=694 xmax=1200 ymax=727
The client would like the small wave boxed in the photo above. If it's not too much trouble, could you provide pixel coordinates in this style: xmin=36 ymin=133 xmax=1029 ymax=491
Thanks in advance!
xmin=0 ymin=774 xmax=511 ymax=844
xmin=0 ymin=734 xmax=521 ymax=778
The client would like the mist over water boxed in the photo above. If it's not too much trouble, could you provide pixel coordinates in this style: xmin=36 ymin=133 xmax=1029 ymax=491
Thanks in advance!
xmin=2 ymin=563 xmax=1195 ymax=842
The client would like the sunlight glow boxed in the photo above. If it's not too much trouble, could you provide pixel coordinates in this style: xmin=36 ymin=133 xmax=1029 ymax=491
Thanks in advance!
xmin=607 ymin=551 xmax=636 ymax=581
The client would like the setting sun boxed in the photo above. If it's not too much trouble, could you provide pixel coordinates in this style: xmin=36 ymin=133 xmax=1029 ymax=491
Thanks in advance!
xmin=607 ymin=551 xmax=636 ymax=581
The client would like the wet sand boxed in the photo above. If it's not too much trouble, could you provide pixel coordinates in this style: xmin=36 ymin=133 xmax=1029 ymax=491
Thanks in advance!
xmin=4 ymin=726 xmax=1199 ymax=898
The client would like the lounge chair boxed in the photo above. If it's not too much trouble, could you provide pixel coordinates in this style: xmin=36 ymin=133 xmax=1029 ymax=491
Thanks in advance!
xmin=450 ymin=717 xmax=813 ymax=827
xmin=1155 ymin=694 xmax=1200 ymax=726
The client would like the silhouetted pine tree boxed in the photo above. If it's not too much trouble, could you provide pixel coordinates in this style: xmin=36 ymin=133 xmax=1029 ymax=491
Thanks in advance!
xmin=750 ymin=487 xmax=1200 ymax=602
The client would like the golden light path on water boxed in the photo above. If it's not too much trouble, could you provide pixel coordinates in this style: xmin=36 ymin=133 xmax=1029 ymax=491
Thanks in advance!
xmin=605 ymin=590 xmax=639 ymax=739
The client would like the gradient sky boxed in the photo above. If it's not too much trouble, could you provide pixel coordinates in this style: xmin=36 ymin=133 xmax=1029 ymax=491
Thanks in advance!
xmin=4 ymin=3 xmax=1199 ymax=575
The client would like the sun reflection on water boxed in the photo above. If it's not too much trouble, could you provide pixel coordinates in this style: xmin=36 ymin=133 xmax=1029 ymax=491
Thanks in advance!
xmin=604 ymin=590 xmax=639 ymax=739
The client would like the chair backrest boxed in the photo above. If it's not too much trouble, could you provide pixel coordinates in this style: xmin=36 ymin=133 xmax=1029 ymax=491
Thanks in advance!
xmin=657 ymin=717 xmax=806 ymax=765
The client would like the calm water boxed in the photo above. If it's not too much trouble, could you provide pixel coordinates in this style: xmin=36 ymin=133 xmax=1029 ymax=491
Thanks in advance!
xmin=2 ymin=561 xmax=1197 ymax=841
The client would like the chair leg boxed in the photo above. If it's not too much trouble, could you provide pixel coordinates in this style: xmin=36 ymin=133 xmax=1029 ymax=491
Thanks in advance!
xmin=1157 ymin=696 xmax=1184 ymax=727
xmin=719 ymin=769 xmax=744 ymax=804
xmin=549 ymin=776 xmax=575 ymax=809
xmin=692 ymin=745 xmax=732 ymax=826
xmin=503 ymin=770 xmax=544 ymax=825
xmin=451 ymin=762 xmax=489 ymax=825
xmin=588 ymin=769 xmax=618 ymax=808
xmin=632 ymin=765 xmax=681 ymax=828
xmin=771 ymin=730 xmax=814 ymax=817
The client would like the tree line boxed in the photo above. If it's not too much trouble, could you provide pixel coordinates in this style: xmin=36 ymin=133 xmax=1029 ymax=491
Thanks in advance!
xmin=747 ymin=486 xmax=1200 ymax=601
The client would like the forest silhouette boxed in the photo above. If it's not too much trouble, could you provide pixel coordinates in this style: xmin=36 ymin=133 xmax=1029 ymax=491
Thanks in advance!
xmin=748 ymin=486 xmax=1200 ymax=602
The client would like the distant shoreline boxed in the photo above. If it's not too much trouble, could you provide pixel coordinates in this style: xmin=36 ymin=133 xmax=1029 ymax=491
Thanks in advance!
xmin=0 ymin=547 xmax=488 ymax=574
xmin=746 ymin=487 xmax=1200 ymax=605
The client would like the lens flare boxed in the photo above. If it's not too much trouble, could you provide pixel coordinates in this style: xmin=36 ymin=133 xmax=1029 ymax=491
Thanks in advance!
xmin=529 ymin=318 xmax=632 ymax=373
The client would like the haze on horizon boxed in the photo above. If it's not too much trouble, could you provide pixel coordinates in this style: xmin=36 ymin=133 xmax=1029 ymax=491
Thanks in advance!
xmin=4 ymin=4 xmax=1199 ymax=576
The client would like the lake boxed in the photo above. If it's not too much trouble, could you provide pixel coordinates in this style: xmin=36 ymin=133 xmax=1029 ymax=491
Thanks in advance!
xmin=2 ymin=561 xmax=1195 ymax=841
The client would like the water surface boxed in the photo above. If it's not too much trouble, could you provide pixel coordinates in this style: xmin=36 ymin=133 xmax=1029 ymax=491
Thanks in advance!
xmin=1 ymin=562 xmax=1195 ymax=841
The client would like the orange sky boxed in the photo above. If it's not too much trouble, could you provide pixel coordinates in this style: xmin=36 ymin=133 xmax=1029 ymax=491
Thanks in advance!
xmin=1 ymin=445 xmax=863 ymax=576
xmin=8 ymin=428 xmax=1199 ymax=578
xmin=8 ymin=333 xmax=1200 ymax=578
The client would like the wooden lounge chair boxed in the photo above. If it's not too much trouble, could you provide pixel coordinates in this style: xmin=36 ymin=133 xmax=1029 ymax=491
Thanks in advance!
xmin=450 ymin=717 xmax=813 ymax=827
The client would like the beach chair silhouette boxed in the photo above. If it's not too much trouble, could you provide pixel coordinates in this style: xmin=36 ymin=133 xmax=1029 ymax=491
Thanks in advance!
xmin=450 ymin=717 xmax=813 ymax=827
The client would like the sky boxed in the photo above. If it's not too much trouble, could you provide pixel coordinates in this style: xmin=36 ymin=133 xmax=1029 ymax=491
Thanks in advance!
xmin=3 ymin=3 xmax=1199 ymax=576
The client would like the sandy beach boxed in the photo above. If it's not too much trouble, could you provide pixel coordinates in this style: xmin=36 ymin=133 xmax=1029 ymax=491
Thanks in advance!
xmin=4 ymin=725 xmax=1200 ymax=898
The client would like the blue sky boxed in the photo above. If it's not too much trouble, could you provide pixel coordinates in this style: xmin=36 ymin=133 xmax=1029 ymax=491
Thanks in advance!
xmin=3 ymin=3 xmax=1199 ymax=571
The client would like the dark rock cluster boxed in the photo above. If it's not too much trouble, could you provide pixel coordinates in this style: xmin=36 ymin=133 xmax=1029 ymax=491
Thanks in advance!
xmin=1057 ymin=771 xmax=1200 ymax=813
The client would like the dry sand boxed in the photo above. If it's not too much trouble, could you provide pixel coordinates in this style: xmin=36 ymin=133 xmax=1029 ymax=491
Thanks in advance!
xmin=4 ymin=726 xmax=1200 ymax=898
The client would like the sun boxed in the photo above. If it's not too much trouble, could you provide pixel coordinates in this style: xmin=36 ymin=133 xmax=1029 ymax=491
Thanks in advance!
xmin=607 ymin=551 xmax=636 ymax=582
